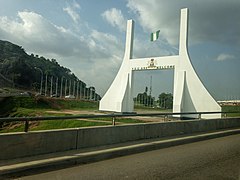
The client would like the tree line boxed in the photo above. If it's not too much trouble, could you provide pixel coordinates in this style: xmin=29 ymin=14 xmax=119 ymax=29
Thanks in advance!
xmin=0 ymin=40 xmax=101 ymax=100
xmin=134 ymin=87 xmax=173 ymax=109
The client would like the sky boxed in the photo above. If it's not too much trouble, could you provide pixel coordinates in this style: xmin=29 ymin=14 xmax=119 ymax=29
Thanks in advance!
xmin=0 ymin=0 xmax=239 ymax=100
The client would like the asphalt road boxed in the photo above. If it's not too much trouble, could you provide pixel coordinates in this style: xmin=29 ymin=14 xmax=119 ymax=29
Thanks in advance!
xmin=17 ymin=134 xmax=240 ymax=180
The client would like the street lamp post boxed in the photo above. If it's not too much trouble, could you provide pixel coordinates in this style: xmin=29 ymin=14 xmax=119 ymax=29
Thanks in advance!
xmin=64 ymin=79 xmax=67 ymax=97
xmin=69 ymin=80 xmax=71 ymax=96
xmin=50 ymin=76 xmax=53 ymax=97
xmin=92 ymin=88 xmax=95 ymax=101
xmin=45 ymin=73 xmax=48 ymax=96
xmin=76 ymin=81 xmax=79 ymax=99
xmin=79 ymin=81 xmax=82 ymax=100
xmin=73 ymin=81 xmax=76 ymax=98
xmin=89 ymin=87 xmax=92 ymax=101
xmin=87 ymin=88 xmax=89 ymax=100
xmin=60 ymin=76 xmax=65 ymax=98
xmin=34 ymin=67 xmax=43 ymax=95
xmin=83 ymin=87 xmax=86 ymax=100
xmin=55 ymin=76 xmax=58 ymax=97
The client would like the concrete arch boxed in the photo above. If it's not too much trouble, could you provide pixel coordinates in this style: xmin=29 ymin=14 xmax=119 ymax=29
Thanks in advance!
xmin=99 ymin=8 xmax=221 ymax=119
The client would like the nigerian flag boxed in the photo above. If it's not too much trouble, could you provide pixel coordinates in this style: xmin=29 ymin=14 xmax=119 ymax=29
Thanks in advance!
xmin=150 ymin=30 xmax=160 ymax=41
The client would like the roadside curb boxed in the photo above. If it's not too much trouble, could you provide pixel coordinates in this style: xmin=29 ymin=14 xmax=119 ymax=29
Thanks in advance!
xmin=1 ymin=128 xmax=240 ymax=178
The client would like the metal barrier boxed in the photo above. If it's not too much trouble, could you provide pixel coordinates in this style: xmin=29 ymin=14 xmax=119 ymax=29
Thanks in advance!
xmin=0 ymin=111 xmax=238 ymax=132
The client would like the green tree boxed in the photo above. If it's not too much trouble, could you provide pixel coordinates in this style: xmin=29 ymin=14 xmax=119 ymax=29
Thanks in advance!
xmin=0 ymin=40 xmax=103 ymax=99
xmin=136 ymin=92 xmax=154 ymax=107
xmin=158 ymin=92 xmax=173 ymax=109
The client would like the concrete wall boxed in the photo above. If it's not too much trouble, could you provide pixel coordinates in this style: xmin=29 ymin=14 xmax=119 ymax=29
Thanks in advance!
xmin=77 ymin=125 xmax=144 ymax=149
xmin=0 ymin=118 xmax=240 ymax=160
xmin=0 ymin=129 xmax=77 ymax=160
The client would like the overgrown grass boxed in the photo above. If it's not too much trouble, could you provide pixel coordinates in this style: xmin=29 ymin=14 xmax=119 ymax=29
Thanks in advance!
xmin=0 ymin=106 xmax=146 ymax=133
xmin=0 ymin=120 xmax=111 ymax=133
xmin=0 ymin=96 xmax=99 ymax=117
xmin=0 ymin=110 xmax=147 ymax=133
xmin=9 ymin=108 xmax=71 ymax=117
xmin=0 ymin=118 xmax=146 ymax=133
xmin=31 ymin=120 xmax=110 ymax=131
xmin=0 ymin=97 xmax=101 ymax=133
xmin=57 ymin=99 xmax=98 ymax=110
xmin=93 ymin=117 xmax=146 ymax=124
xmin=2 ymin=97 xmax=239 ymax=133
xmin=116 ymin=118 xmax=145 ymax=124
xmin=222 ymin=105 xmax=240 ymax=117
xmin=0 ymin=122 xmax=25 ymax=133
xmin=134 ymin=105 xmax=172 ymax=112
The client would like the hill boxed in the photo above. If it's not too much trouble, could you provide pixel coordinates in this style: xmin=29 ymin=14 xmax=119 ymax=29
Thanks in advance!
xmin=0 ymin=40 xmax=100 ymax=99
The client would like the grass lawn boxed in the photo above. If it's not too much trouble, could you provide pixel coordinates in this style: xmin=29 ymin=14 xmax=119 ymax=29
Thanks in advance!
xmin=1 ymin=96 xmax=239 ymax=133
xmin=0 ymin=117 xmax=144 ymax=133
xmin=222 ymin=105 xmax=240 ymax=117
xmin=0 ymin=120 xmax=111 ymax=133
xmin=9 ymin=107 xmax=71 ymax=117
xmin=0 ymin=107 xmax=146 ymax=133
xmin=93 ymin=116 xmax=145 ymax=123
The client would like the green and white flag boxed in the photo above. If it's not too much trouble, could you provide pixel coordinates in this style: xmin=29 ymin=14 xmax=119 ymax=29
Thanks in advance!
xmin=150 ymin=30 xmax=160 ymax=41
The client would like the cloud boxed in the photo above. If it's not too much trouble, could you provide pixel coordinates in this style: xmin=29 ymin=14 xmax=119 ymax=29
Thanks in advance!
xmin=102 ymin=8 xmax=126 ymax=32
xmin=91 ymin=30 xmax=123 ymax=56
xmin=1 ymin=0 xmax=238 ymax=97
xmin=63 ymin=1 xmax=80 ymax=24
xmin=127 ymin=0 xmax=240 ymax=46
xmin=216 ymin=53 xmax=235 ymax=61
xmin=72 ymin=0 xmax=80 ymax=9
xmin=0 ymin=11 xmax=90 ymax=58
xmin=0 ymin=10 xmax=124 ymax=95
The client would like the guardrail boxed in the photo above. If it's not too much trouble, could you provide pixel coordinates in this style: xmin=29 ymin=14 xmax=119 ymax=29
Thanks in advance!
xmin=0 ymin=111 xmax=238 ymax=133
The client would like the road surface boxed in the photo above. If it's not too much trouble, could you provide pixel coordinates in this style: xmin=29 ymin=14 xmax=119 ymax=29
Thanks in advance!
xmin=17 ymin=134 xmax=240 ymax=180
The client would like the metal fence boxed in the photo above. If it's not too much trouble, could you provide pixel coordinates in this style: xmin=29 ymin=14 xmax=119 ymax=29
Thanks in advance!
xmin=0 ymin=111 xmax=239 ymax=133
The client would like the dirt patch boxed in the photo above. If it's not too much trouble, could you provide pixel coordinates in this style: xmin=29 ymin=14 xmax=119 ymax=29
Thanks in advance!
xmin=45 ymin=109 xmax=177 ymax=123
xmin=2 ymin=121 xmax=40 ymax=130
xmin=46 ymin=110 xmax=103 ymax=115
xmin=3 ymin=122 xmax=23 ymax=130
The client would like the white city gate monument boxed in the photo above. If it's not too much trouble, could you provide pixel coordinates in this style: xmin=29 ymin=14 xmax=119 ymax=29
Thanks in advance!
xmin=99 ymin=8 xmax=221 ymax=119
